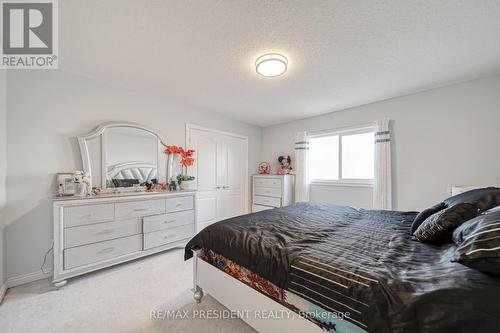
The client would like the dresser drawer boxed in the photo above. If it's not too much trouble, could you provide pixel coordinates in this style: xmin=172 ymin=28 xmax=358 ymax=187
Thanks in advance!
xmin=64 ymin=203 xmax=114 ymax=228
xmin=64 ymin=219 xmax=142 ymax=248
xmin=64 ymin=234 xmax=142 ymax=270
xmin=143 ymin=224 xmax=194 ymax=250
xmin=253 ymin=195 xmax=281 ymax=208
xmin=143 ymin=210 xmax=194 ymax=233
xmin=166 ymin=196 xmax=193 ymax=213
xmin=254 ymin=186 xmax=281 ymax=198
xmin=115 ymin=199 xmax=165 ymax=219
xmin=252 ymin=204 xmax=274 ymax=213
xmin=254 ymin=177 xmax=282 ymax=188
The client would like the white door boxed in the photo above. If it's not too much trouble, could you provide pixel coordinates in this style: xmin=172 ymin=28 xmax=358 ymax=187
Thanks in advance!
xmin=187 ymin=126 xmax=248 ymax=232
xmin=219 ymin=136 xmax=245 ymax=220
xmin=189 ymin=129 xmax=220 ymax=232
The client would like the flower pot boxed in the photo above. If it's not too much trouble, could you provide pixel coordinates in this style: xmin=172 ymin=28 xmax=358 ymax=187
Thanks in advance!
xmin=179 ymin=179 xmax=196 ymax=191
xmin=74 ymin=182 xmax=87 ymax=196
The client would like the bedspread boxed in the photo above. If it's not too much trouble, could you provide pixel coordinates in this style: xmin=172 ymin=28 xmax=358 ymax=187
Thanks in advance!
xmin=186 ymin=203 xmax=500 ymax=332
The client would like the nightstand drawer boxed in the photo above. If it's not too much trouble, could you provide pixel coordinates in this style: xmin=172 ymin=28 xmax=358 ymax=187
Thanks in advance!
xmin=253 ymin=195 xmax=281 ymax=208
xmin=143 ymin=210 xmax=194 ymax=233
xmin=254 ymin=177 xmax=282 ymax=188
xmin=64 ymin=203 xmax=115 ymax=228
xmin=254 ymin=186 xmax=281 ymax=198
xmin=115 ymin=199 xmax=165 ymax=218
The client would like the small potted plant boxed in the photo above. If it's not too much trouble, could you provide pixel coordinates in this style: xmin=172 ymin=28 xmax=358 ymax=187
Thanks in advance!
xmin=73 ymin=170 xmax=90 ymax=196
xmin=164 ymin=146 xmax=196 ymax=190
xmin=178 ymin=148 xmax=196 ymax=190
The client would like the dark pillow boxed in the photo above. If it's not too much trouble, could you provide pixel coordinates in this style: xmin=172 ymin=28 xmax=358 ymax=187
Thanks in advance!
xmin=452 ymin=210 xmax=500 ymax=275
xmin=444 ymin=187 xmax=500 ymax=213
xmin=414 ymin=203 xmax=479 ymax=244
xmin=410 ymin=202 xmax=447 ymax=234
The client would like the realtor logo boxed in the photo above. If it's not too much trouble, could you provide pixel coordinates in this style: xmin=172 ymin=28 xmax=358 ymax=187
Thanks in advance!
xmin=1 ymin=0 xmax=58 ymax=69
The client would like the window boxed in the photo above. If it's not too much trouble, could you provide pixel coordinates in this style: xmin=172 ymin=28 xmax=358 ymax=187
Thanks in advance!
xmin=309 ymin=128 xmax=374 ymax=184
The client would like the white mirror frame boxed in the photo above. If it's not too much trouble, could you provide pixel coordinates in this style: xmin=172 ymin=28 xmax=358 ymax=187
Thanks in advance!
xmin=77 ymin=122 xmax=168 ymax=190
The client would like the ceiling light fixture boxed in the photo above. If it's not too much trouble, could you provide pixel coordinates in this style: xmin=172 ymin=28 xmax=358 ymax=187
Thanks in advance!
xmin=255 ymin=53 xmax=288 ymax=77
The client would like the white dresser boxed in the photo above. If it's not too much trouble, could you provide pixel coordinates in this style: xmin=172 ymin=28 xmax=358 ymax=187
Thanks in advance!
xmin=252 ymin=174 xmax=294 ymax=212
xmin=53 ymin=191 xmax=196 ymax=286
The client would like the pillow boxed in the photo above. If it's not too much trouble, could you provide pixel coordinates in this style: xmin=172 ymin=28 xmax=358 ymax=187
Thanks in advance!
xmin=413 ymin=203 xmax=479 ymax=244
xmin=410 ymin=202 xmax=447 ymax=234
xmin=452 ymin=210 xmax=500 ymax=275
xmin=444 ymin=187 xmax=500 ymax=213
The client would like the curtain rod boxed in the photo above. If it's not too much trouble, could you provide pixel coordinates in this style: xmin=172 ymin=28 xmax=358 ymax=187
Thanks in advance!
xmin=307 ymin=122 xmax=375 ymax=137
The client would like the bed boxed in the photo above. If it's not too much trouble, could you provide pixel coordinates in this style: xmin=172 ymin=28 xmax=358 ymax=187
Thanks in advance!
xmin=185 ymin=202 xmax=500 ymax=333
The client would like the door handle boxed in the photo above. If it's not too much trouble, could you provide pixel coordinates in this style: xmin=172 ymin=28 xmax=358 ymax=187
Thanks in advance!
xmin=222 ymin=186 xmax=230 ymax=189
xmin=215 ymin=186 xmax=221 ymax=189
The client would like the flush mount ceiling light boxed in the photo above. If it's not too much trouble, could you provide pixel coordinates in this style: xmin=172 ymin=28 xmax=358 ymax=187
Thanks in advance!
xmin=255 ymin=53 xmax=288 ymax=77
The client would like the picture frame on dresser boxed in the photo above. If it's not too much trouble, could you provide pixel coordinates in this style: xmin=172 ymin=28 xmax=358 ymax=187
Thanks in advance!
xmin=56 ymin=173 xmax=75 ymax=196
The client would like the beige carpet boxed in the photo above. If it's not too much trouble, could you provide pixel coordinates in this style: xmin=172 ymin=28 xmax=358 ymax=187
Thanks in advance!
xmin=0 ymin=248 xmax=256 ymax=333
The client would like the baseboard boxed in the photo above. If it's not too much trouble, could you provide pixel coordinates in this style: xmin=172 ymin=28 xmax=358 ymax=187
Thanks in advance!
xmin=6 ymin=270 xmax=51 ymax=288
xmin=0 ymin=282 xmax=6 ymax=304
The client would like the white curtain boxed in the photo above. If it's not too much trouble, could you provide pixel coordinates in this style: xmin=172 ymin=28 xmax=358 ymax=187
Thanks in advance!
xmin=373 ymin=119 xmax=392 ymax=210
xmin=294 ymin=131 xmax=310 ymax=202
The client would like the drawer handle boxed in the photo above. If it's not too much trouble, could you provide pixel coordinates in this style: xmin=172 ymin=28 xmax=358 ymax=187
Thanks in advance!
xmin=133 ymin=208 xmax=148 ymax=212
xmin=97 ymin=247 xmax=115 ymax=255
xmin=96 ymin=229 xmax=115 ymax=235
xmin=163 ymin=219 xmax=177 ymax=224
xmin=175 ymin=203 xmax=183 ymax=207
xmin=164 ymin=234 xmax=176 ymax=240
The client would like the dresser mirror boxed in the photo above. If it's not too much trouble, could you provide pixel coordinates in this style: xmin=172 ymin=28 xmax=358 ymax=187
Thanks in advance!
xmin=78 ymin=122 xmax=168 ymax=189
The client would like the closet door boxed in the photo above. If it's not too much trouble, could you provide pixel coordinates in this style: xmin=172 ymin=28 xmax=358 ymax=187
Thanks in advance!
xmin=188 ymin=126 xmax=248 ymax=232
xmin=188 ymin=128 xmax=220 ymax=232
xmin=219 ymin=136 xmax=245 ymax=220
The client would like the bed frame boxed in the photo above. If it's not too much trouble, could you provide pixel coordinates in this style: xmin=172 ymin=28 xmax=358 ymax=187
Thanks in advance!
xmin=191 ymin=249 xmax=322 ymax=333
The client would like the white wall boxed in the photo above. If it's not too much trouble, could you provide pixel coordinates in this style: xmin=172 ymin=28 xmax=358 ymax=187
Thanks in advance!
xmin=0 ymin=70 xmax=6 ymax=289
xmin=5 ymin=70 xmax=262 ymax=280
xmin=262 ymin=75 xmax=500 ymax=211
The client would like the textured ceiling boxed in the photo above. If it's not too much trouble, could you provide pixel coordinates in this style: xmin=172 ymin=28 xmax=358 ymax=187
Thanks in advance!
xmin=60 ymin=0 xmax=500 ymax=127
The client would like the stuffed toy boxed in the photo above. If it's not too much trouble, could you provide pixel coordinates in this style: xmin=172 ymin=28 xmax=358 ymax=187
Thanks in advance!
xmin=277 ymin=155 xmax=292 ymax=174
xmin=258 ymin=162 xmax=271 ymax=174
